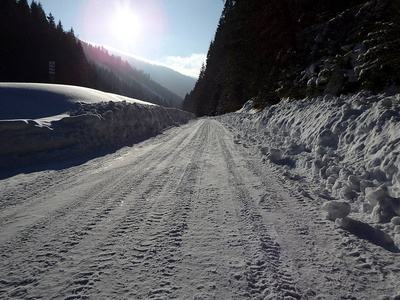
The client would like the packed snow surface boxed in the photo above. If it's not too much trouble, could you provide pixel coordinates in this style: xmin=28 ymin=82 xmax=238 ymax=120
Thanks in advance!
xmin=1 ymin=118 xmax=400 ymax=299
xmin=0 ymin=83 xmax=195 ymax=170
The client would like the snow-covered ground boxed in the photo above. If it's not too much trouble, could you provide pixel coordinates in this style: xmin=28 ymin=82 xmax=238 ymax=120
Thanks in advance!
xmin=0 ymin=83 xmax=195 ymax=170
xmin=1 ymin=86 xmax=400 ymax=299
xmin=218 ymin=91 xmax=400 ymax=249
xmin=1 ymin=118 xmax=399 ymax=299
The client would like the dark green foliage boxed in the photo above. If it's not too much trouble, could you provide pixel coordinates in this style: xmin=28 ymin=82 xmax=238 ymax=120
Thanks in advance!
xmin=183 ymin=0 xmax=399 ymax=116
xmin=0 ymin=0 xmax=89 ymax=85
xmin=183 ymin=0 xmax=306 ymax=116
xmin=0 ymin=0 xmax=179 ymax=107
xmin=359 ymin=19 xmax=400 ymax=92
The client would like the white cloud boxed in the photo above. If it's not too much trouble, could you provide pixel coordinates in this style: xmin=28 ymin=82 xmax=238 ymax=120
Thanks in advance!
xmin=158 ymin=54 xmax=206 ymax=78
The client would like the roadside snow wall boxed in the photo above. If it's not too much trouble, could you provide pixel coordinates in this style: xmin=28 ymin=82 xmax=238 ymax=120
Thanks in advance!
xmin=0 ymin=101 xmax=195 ymax=170
xmin=219 ymin=91 xmax=400 ymax=243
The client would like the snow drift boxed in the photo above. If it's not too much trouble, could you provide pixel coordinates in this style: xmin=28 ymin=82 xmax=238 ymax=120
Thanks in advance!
xmin=0 ymin=83 xmax=196 ymax=170
xmin=219 ymin=91 xmax=400 ymax=247
xmin=0 ymin=82 xmax=154 ymax=120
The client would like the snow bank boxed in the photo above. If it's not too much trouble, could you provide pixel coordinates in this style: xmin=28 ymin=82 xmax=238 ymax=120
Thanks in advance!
xmin=0 ymin=83 xmax=195 ymax=170
xmin=219 ymin=91 xmax=400 ymax=241
xmin=322 ymin=200 xmax=351 ymax=221
xmin=0 ymin=82 xmax=153 ymax=120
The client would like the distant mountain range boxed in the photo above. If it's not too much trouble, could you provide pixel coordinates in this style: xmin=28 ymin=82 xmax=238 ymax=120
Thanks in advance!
xmin=81 ymin=41 xmax=190 ymax=108
xmin=108 ymin=50 xmax=197 ymax=99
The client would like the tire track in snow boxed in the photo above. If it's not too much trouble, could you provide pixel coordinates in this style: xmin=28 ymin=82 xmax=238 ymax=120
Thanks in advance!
xmin=3 ymin=118 xmax=399 ymax=299
xmin=273 ymin=167 xmax=400 ymax=299
xmin=216 ymin=122 xmax=302 ymax=300
xmin=234 ymin=137 xmax=400 ymax=299
xmin=166 ymin=120 xmax=253 ymax=299
xmin=0 ymin=121 xmax=205 ymax=299
xmin=57 ymin=120 xmax=210 ymax=299
xmin=83 ymin=125 xmax=208 ymax=299
xmin=0 ymin=119 xmax=302 ymax=299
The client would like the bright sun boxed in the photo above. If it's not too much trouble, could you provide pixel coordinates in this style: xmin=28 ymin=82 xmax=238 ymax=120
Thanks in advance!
xmin=111 ymin=8 xmax=142 ymax=44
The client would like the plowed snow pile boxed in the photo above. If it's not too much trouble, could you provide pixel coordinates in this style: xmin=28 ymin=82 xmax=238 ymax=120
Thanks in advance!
xmin=0 ymin=83 xmax=195 ymax=170
xmin=219 ymin=91 xmax=400 ymax=247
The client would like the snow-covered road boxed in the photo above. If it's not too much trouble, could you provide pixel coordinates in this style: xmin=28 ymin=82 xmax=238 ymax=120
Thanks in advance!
xmin=1 ymin=119 xmax=399 ymax=299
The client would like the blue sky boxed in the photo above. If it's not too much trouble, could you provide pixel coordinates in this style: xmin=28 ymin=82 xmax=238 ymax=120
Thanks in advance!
xmin=30 ymin=0 xmax=224 ymax=77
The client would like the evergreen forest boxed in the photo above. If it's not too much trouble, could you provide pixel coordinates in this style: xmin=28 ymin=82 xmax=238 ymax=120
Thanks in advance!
xmin=183 ymin=0 xmax=400 ymax=116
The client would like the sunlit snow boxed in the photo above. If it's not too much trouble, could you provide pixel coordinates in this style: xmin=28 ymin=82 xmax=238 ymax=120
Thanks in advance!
xmin=219 ymin=91 xmax=400 ymax=248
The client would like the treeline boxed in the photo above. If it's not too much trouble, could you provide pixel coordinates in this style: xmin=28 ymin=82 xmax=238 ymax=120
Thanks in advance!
xmin=183 ymin=0 xmax=399 ymax=116
xmin=0 ymin=0 xmax=179 ymax=107
xmin=0 ymin=0 xmax=88 ymax=85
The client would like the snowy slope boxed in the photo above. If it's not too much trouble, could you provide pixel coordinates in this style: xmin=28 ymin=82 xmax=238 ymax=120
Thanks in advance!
xmin=0 ymin=83 xmax=196 ymax=170
xmin=219 ymin=91 xmax=400 ymax=248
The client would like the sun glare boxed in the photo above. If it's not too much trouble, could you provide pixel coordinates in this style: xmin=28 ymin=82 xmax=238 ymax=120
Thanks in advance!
xmin=111 ymin=7 xmax=142 ymax=44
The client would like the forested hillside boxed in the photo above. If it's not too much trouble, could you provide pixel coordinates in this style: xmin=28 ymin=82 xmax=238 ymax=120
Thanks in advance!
xmin=0 ymin=0 xmax=88 ymax=85
xmin=183 ymin=0 xmax=400 ymax=116
xmin=120 ymin=54 xmax=197 ymax=99
xmin=0 ymin=0 xmax=182 ymax=107
xmin=81 ymin=42 xmax=183 ymax=108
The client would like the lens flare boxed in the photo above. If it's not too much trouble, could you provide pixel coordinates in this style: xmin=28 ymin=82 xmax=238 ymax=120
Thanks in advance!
xmin=79 ymin=0 xmax=167 ymax=57
xmin=111 ymin=5 xmax=142 ymax=44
